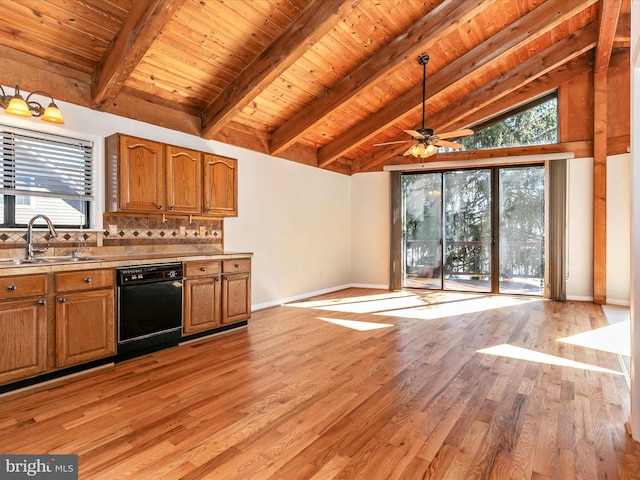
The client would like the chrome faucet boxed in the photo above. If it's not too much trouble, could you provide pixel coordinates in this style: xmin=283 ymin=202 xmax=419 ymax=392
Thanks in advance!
xmin=27 ymin=214 xmax=58 ymax=260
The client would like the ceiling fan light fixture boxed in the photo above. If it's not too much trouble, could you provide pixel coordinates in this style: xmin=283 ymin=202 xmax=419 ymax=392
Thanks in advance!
xmin=407 ymin=141 xmax=438 ymax=158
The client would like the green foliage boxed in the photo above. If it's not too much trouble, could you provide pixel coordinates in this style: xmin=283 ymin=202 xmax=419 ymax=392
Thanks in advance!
xmin=460 ymin=98 xmax=557 ymax=150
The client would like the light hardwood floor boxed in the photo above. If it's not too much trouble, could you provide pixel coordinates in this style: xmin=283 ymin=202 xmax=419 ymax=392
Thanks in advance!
xmin=1 ymin=288 xmax=639 ymax=479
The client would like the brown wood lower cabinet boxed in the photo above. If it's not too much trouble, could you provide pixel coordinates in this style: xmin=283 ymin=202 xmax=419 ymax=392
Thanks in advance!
xmin=0 ymin=274 xmax=48 ymax=384
xmin=184 ymin=276 xmax=222 ymax=334
xmin=222 ymin=272 xmax=250 ymax=324
xmin=55 ymin=269 xmax=115 ymax=368
xmin=183 ymin=257 xmax=251 ymax=335
xmin=0 ymin=298 xmax=48 ymax=384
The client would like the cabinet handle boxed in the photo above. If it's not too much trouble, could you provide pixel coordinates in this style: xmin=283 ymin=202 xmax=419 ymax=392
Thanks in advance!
xmin=206 ymin=208 xmax=211 ymax=213
xmin=234 ymin=263 xmax=240 ymax=269
xmin=59 ymin=298 xmax=66 ymax=303
xmin=201 ymin=267 xmax=207 ymax=272
xmin=6 ymin=285 xmax=16 ymax=291
xmin=169 ymin=206 xmax=174 ymax=211
xmin=215 ymin=276 xmax=220 ymax=282
xmin=37 ymin=300 xmax=46 ymax=306
xmin=84 ymin=277 xmax=91 ymax=283
xmin=158 ymin=205 xmax=163 ymax=210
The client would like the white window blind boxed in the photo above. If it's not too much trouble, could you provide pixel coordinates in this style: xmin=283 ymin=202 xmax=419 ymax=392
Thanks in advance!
xmin=0 ymin=126 xmax=93 ymax=227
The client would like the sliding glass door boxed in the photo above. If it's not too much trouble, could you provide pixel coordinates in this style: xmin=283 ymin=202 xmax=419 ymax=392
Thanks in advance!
xmin=443 ymin=169 xmax=492 ymax=292
xmin=402 ymin=165 xmax=544 ymax=295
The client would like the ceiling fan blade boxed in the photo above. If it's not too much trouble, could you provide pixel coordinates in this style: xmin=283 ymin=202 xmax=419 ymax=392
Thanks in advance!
xmin=436 ymin=128 xmax=474 ymax=140
xmin=403 ymin=129 xmax=426 ymax=139
xmin=434 ymin=139 xmax=463 ymax=149
xmin=373 ymin=139 xmax=415 ymax=146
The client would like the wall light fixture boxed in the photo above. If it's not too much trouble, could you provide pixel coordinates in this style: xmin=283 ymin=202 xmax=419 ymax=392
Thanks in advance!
xmin=0 ymin=85 xmax=64 ymax=124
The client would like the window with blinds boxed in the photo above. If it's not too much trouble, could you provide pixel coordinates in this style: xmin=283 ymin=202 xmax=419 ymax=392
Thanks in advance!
xmin=0 ymin=126 xmax=93 ymax=228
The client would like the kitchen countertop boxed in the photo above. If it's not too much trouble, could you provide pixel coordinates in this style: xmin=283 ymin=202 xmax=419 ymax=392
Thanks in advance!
xmin=0 ymin=251 xmax=253 ymax=277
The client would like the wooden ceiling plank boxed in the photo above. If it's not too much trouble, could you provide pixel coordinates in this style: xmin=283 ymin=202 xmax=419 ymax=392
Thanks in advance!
xmin=357 ymin=25 xmax=598 ymax=171
xmin=269 ymin=0 xmax=495 ymax=155
xmin=317 ymin=0 xmax=597 ymax=168
xmin=200 ymin=0 xmax=358 ymax=139
xmin=595 ymin=0 xmax=622 ymax=73
xmin=91 ymin=0 xmax=186 ymax=109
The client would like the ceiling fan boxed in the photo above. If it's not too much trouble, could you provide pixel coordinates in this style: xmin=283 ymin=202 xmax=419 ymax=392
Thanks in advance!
xmin=374 ymin=53 xmax=473 ymax=158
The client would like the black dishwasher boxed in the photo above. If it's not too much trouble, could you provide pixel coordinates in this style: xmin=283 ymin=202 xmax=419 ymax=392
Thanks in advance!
xmin=116 ymin=263 xmax=183 ymax=360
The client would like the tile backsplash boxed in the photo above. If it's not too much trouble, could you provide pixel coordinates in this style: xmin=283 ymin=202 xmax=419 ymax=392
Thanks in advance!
xmin=102 ymin=214 xmax=223 ymax=248
xmin=0 ymin=214 xmax=224 ymax=253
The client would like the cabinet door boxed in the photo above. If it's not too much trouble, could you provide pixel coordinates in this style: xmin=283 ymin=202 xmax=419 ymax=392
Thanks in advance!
xmin=184 ymin=276 xmax=221 ymax=335
xmin=166 ymin=145 xmax=202 ymax=214
xmin=118 ymin=135 xmax=164 ymax=212
xmin=56 ymin=289 xmax=115 ymax=368
xmin=0 ymin=298 xmax=47 ymax=384
xmin=203 ymin=154 xmax=238 ymax=217
xmin=222 ymin=273 xmax=250 ymax=324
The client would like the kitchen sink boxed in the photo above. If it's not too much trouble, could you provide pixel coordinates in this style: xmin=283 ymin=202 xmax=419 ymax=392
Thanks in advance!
xmin=0 ymin=256 xmax=103 ymax=265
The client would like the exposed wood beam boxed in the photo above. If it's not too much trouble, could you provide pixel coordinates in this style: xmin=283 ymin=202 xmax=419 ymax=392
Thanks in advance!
xmin=269 ymin=0 xmax=494 ymax=155
xmin=592 ymin=70 xmax=608 ymax=304
xmin=592 ymin=0 xmax=621 ymax=304
xmin=200 ymin=0 xmax=357 ymax=139
xmin=379 ymin=141 xmax=594 ymax=169
xmin=356 ymin=23 xmax=598 ymax=172
xmin=317 ymin=0 xmax=597 ymax=169
xmin=595 ymin=0 xmax=622 ymax=73
xmin=92 ymin=0 xmax=184 ymax=109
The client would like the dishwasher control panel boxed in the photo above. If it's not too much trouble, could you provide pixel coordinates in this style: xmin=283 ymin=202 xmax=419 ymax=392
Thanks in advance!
xmin=117 ymin=263 xmax=183 ymax=285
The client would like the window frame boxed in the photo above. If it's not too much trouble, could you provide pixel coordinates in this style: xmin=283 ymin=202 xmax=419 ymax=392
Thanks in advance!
xmin=0 ymin=125 xmax=95 ymax=229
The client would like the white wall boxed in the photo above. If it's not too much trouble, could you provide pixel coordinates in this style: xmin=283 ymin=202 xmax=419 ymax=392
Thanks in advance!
xmin=607 ymin=154 xmax=631 ymax=305
xmin=566 ymin=158 xmax=594 ymax=301
xmin=224 ymin=154 xmax=352 ymax=309
xmin=350 ymin=172 xmax=390 ymax=287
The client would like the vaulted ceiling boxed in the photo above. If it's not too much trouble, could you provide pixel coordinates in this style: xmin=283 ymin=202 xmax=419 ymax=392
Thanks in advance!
xmin=0 ymin=0 xmax=631 ymax=174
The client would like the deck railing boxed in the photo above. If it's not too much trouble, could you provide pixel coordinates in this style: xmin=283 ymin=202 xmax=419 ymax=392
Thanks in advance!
xmin=405 ymin=240 xmax=544 ymax=279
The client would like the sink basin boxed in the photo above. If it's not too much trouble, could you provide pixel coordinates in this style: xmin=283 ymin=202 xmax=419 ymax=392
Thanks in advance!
xmin=0 ymin=256 xmax=103 ymax=265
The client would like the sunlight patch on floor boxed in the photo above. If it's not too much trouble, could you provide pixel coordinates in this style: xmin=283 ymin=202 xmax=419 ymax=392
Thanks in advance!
xmin=317 ymin=317 xmax=395 ymax=331
xmin=287 ymin=291 xmax=537 ymax=318
xmin=286 ymin=291 xmax=416 ymax=311
xmin=477 ymin=344 xmax=623 ymax=375
xmin=557 ymin=321 xmax=630 ymax=356
xmin=374 ymin=295 xmax=538 ymax=321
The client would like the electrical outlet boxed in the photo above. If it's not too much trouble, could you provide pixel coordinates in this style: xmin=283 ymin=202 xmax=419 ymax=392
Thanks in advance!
xmin=108 ymin=224 xmax=117 ymax=236
xmin=199 ymin=226 xmax=207 ymax=237
xmin=179 ymin=226 xmax=186 ymax=236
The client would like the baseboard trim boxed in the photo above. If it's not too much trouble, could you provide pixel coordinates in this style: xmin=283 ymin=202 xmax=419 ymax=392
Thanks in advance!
xmin=251 ymin=283 xmax=389 ymax=311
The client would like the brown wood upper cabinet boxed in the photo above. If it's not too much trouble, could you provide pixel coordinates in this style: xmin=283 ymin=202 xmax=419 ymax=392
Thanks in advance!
xmin=203 ymin=154 xmax=238 ymax=217
xmin=106 ymin=134 xmax=201 ymax=214
xmin=106 ymin=134 xmax=237 ymax=217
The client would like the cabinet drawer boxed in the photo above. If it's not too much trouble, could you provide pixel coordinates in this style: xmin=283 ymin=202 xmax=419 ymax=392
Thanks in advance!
xmin=185 ymin=260 xmax=220 ymax=278
xmin=0 ymin=274 xmax=47 ymax=300
xmin=55 ymin=269 xmax=114 ymax=293
xmin=222 ymin=259 xmax=251 ymax=273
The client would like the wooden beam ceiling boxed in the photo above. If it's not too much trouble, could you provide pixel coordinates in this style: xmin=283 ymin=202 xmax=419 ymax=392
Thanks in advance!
xmin=0 ymin=0 xmax=628 ymax=175
xmin=200 ymin=0 xmax=357 ymax=139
